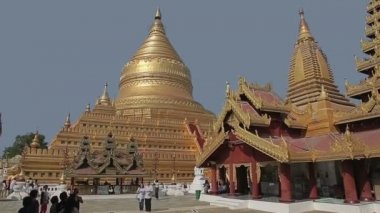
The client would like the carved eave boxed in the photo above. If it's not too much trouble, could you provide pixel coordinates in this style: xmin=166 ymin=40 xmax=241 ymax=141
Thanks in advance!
xmin=238 ymin=77 xmax=290 ymax=114
xmin=213 ymin=101 xmax=232 ymax=132
xmin=184 ymin=121 xmax=205 ymax=154
xmin=356 ymin=56 xmax=380 ymax=74
xmin=335 ymin=88 xmax=380 ymax=125
xmin=346 ymin=69 xmax=380 ymax=98
xmin=213 ymin=96 xmax=272 ymax=133
xmin=284 ymin=117 xmax=307 ymax=129
xmin=227 ymin=119 xmax=289 ymax=162
xmin=283 ymin=104 xmax=309 ymax=129
xmin=196 ymin=131 xmax=228 ymax=167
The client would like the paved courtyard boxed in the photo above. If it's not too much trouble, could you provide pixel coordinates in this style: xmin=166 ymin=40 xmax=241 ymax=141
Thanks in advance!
xmin=0 ymin=194 xmax=332 ymax=213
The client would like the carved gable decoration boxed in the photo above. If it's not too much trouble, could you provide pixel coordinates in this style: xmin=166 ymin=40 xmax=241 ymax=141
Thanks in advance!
xmin=66 ymin=133 xmax=145 ymax=177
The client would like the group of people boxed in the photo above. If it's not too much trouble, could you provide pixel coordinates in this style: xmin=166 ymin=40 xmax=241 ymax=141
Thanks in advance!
xmin=136 ymin=180 xmax=160 ymax=212
xmin=18 ymin=186 xmax=83 ymax=213
xmin=1 ymin=178 xmax=39 ymax=198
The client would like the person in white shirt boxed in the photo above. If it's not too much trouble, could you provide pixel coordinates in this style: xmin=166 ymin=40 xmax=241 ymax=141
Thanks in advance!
xmin=153 ymin=179 xmax=159 ymax=200
xmin=144 ymin=182 xmax=154 ymax=212
xmin=136 ymin=183 xmax=145 ymax=211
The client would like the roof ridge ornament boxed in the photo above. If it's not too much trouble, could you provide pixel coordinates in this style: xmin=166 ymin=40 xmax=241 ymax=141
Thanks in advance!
xmin=31 ymin=131 xmax=40 ymax=148
xmin=64 ymin=113 xmax=71 ymax=128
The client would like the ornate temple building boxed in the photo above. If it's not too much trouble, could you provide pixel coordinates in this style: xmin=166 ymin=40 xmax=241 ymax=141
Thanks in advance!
xmin=20 ymin=9 xmax=214 ymax=185
xmin=196 ymin=4 xmax=380 ymax=203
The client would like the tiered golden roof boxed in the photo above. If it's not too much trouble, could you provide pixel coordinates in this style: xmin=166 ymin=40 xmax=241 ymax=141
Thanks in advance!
xmin=346 ymin=0 xmax=380 ymax=98
xmin=337 ymin=0 xmax=380 ymax=124
xmin=287 ymin=10 xmax=352 ymax=108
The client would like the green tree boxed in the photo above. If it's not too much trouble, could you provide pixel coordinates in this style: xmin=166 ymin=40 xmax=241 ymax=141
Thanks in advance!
xmin=2 ymin=132 xmax=47 ymax=158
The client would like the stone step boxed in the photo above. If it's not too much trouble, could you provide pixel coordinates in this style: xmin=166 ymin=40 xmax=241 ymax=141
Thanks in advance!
xmin=210 ymin=199 xmax=247 ymax=209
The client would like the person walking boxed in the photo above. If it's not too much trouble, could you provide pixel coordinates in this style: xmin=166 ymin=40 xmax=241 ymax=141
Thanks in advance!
xmin=136 ymin=183 xmax=145 ymax=211
xmin=144 ymin=182 xmax=153 ymax=212
xmin=153 ymin=179 xmax=159 ymax=200
xmin=40 ymin=185 xmax=49 ymax=213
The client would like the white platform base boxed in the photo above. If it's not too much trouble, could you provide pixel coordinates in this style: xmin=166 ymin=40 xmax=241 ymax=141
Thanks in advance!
xmin=200 ymin=194 xmax=380 ymax=213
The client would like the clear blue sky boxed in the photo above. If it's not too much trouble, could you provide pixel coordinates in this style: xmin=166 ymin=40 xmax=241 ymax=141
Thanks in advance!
xmin=0 ymin=1 xmax=368 ymax=153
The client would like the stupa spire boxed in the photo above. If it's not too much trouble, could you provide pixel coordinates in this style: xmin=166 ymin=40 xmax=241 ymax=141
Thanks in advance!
xmin=30 ymin=131 xmax=40 ymax=148
xmin=298 ymin=9 xmax=313 ymax=41
xmin=98 ymin=83 xmax=111 ymax=105
xmin=64 ymin=113 xmax=71 ymax=128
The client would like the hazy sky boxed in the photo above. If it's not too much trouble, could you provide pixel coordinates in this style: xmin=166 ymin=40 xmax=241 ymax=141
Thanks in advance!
xmin=0 ymin=1 xmax=368 ymax=153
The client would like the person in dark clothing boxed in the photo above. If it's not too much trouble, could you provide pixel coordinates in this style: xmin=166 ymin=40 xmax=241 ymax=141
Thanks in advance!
xmin=30 ymin=189 xmax=39 ymax=213
xmin=64 ymin=194 xmax=79 ymax=213
xmin=72 ymin=188 xmax=83 ymax=210
xmin=49 ymin=196 xmax=59 ymax=213
xmin=57 ymin=191 xmax=68 ymax=213
xmin=18 ymin=196 xmax=33 ymax=213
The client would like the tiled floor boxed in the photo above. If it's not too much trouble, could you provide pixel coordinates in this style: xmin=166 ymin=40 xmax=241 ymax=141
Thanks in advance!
xmin=0 ymin=194 xmax=334 ymax=213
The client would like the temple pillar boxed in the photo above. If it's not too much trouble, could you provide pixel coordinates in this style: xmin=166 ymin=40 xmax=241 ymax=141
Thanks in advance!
xmin=279 ymin=163 xmax=293 ymax=202
xmin=70 ymin=177 xmax=75 ymax=188
xmin=93 ymin=178 xmax=99 ymax=194
xmin=341 ymin=160 xmax=359 ymax=203
xmin=120 ymin=178 xmax=124 ymax=194
xmin=355 ymin=159 xmax=373 ymax=201
xmin=211 ymin=166 xmax=218 ymax=194
xmin=251 ymin=162 xmax=260 ymax=199
xmin=229 ymin=164 xmax=235 ymax=196
xmin=308 ymin=163 xmax=318 ymax=199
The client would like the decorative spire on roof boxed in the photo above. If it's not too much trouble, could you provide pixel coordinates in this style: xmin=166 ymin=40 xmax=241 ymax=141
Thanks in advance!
xmin=287 ymin=10 xmax=352 ymax=108
xmin=98 ymin=83 xmax=111 ymax=105
xmin=30 ymin=131 xmax=40 ymax=148
xmin=64 ymin=113 xmax=71 ymax=128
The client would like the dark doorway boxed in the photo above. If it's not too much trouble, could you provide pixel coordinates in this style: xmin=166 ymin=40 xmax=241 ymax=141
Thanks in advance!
xmin=218 ymin=166 xmax=228 ymax=193
xmin=236 ymin=165 xmax=249 ymax=194
xmin=260 ymin=164 xmax=279 ymax=196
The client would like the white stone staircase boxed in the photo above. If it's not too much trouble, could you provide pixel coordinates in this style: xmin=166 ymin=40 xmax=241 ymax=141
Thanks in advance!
xmin=210 ymin=197 xmax=248 ymax=210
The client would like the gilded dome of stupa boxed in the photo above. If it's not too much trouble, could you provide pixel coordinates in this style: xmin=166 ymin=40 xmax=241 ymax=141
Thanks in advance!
xmin=115 ymin=9 xmax=208 ymax=114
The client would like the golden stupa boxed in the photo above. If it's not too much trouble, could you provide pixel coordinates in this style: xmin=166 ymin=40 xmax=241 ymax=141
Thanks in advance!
xmin=22 ymin=9 xmax=214 ymax=184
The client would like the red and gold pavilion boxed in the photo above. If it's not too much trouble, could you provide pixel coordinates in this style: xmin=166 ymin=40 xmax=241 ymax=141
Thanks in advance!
xmin=195 ymin=4 xmax=380 ymax=203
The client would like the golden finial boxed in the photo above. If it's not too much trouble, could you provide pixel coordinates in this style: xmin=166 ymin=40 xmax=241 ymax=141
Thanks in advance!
xmin=298 ymin=9 xmax=313 ymax=41
xmin=99 ymin=83 xmax=111 ymax=105
xmin=85 ymin=103 xmax=91 ymax=112
xmin=155 ymin=8 xmax=161 ymax=20
xmin=30 ymin=131 xmax=40 ymax=148
xmin=64 ymin=113 xmax=71 ymax=128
